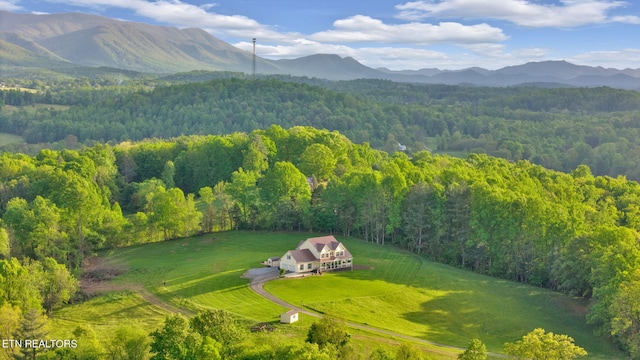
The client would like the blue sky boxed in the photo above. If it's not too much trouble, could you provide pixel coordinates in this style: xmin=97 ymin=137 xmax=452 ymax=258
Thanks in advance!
xmin=3 ymin=0 xmax=640 ymax=70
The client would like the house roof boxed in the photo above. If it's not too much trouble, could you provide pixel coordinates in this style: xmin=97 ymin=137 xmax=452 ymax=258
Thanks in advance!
xmin=268 ymin=256 xmax=280 ymax=261
xmin=288 ymin=249 xmax=317 ymax=263
xmin=300 ymin=236 xmax=342 ymax=251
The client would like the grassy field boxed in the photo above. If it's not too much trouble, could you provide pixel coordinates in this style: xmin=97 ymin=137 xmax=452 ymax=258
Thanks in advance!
xmin=0 ymin=132 xmax=25 ymax=146
xmin=50 ymin=231 xmax=622 ymax=358
xmin=266 ymin=238 xmax=620 ymax=358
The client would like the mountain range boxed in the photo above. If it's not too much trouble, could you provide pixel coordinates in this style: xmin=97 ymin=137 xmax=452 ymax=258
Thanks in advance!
xmin=1 ymin=10 xmax=640 ymax=89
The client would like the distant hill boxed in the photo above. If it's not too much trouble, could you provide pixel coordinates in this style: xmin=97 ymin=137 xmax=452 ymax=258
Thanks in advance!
xmin=0 ymin=10 xmax=280 ymax=74
xmin=1 ymin=10 xmax=640 ymax=89
xmin=274 ymin=54 xmax=383 ymax=80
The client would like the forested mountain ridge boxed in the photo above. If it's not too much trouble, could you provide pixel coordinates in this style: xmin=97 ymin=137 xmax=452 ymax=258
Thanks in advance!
xmin=2 ymin=10 xmax=640 ymax=88
xmin=1 ymin=126 xmax=640 ymax=355
xmin=0 ymin=10 xmax=279 ymax=75
xmin=4 ymin=76 xmax=640 ymax=182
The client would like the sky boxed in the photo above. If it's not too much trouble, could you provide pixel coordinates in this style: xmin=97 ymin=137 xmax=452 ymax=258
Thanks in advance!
xmin=3 ymin=0 xmax=640 ymax=70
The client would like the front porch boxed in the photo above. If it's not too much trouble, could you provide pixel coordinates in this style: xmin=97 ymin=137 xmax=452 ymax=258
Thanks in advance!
xmin=319 ymin=258 xmax=353 ymax=272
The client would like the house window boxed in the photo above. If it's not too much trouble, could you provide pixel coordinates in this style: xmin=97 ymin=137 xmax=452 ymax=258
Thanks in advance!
xmin=307 ymin=263 xmax=312 ymax=269
xmin=299 ymin=264 xmax=304 ymax=270
xmin=287 ymin=255 xmax=291 ymax=260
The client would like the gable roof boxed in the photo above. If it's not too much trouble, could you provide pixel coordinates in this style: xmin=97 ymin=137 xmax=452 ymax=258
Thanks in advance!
xmin=288 ymin=249 xmax=316 ymax=263
xmin=300 ymin=236 xmax=342 ymax=251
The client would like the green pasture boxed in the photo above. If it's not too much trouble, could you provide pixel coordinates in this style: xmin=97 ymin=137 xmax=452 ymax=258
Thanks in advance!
xmin=101 ymin=232 xmax=301 ymax=321
xmin=50 ymin=291 xmax=166 ymax=340
xmin=0 ymin=132 xmax=25 ymax=146
xmin=51 ymin=231 xmax=621 ymax=358
xmin=265 ymin=237 xmax=621 ymax=358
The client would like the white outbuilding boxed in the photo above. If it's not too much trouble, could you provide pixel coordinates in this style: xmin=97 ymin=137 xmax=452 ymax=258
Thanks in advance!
xmin=280 ymin=309 xmax=299 ymax=324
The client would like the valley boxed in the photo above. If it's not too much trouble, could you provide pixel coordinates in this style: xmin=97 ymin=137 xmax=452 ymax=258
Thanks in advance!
xmin=2 ymin=7 xmax=640 ymax=359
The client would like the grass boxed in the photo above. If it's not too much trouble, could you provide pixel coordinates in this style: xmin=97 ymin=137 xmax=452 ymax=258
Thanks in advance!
xmin=49 ymin=291 xmax=166 ymax=341
xmin=1 ymin=103 xmax=70 ymax=115
xmin=50 ymin=231 xmax=622 ymax=358
xmin=265 ymin=237 xmax=621 ymax=358
xmin=0 ymin=132 xmax=25 ymax=146
xmin=102 ymin=232 xmax=302 ymax=321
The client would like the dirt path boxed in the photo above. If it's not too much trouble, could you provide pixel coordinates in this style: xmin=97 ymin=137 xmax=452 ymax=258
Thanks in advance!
xmin=81 ymin=257 xmax=193 ymax=317
xmin=243 ymin=268 xmax=507 ymax=358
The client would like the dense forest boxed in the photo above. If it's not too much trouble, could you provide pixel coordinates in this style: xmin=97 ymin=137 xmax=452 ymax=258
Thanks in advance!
xmin=0 ymin=125 xmax=640 ymax=357
xmin=3 ymin=76 xmax=640 ymax=181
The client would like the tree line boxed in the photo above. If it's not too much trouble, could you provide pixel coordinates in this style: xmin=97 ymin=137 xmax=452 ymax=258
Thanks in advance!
xmin=4 ymin=77 xmax=640 ymax=182
xmin=1 ymin=125 xmax=640 ymax=356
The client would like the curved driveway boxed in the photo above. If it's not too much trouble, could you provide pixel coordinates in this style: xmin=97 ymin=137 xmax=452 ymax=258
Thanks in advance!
xmin=243 ymin=268 xmax=506 ymax=357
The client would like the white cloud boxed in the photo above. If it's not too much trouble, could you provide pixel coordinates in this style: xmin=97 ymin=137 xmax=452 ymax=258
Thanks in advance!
xmin=43 ymin=0 xmax=279 ymax=37
xmin=569 ymin=48 xmax=640 ymax=69
xmin=0 ymin=0 xmax=21 ymax=11
xmin=512 ymin=47 xmax=551 ymax=59
xmin=234 ymin=38 xmax=358 ymax=59
xmin=396 ymin=0 xmax=639 ymax=27
xmin=309 ymin=15 xmax=507 ymax=44
xmin=353 ymin=47 xmax=452 ymax=69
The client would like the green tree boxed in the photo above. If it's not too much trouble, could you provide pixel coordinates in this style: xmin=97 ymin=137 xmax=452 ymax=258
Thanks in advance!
xmin=0 ymin=303 xmax=21 ymax=360
xmin=106 ymin=324 xmax=150 ymax=360
xmin=161 ymin=161 xmax=176 ymax=189
xmin=242 ymin=133 xmax=273 ymax=174
xmin=395 ymin=343 xmax=423 ymax=360
xmin=40 ymin=257 xmax=78 ymax=313
xmin=259 ymin=161 xmax=311 ymax=206
xmin=270 ymin=343 xmax=332 ymax=360
xmin=0 ymin=226 xmax=9 ymax=259
xmin=148 ymin=187 xmax=202 ymax=240
xmin=149 ymin=314 xmax=193 ymax=360
xmin=13 ymin=309 xmax=49 ymax=360
xmin=369 ymin=347 xmax=395 ymax=360
xmin=0 ymin=258 xmax=42 ymax=312
xmin=504 ymin=328 xmax=587 ymax=360
xmin=306 ymin=317 xmax=351 ymax=359
xmin=402 ymin=183 xmax=444 ymax=256
xmin=225 ymin=168 xmax=260 ymax=227
xmin=199 ymin=186 xmax=215 ymax=234
xmin=149 ymin=313 xmax=222 ymax=360
xmin=65 ymin=325 xmax=104 ymax=360
xmin=297 ymin=143 xmax=337 ymax=180
xmin=458 ymin=338 xmax=487 ymax=360
xmin=189 ymin=309 xmax=244 ymax=358
xmin=3 ymin=197 xmax=35 ymax=258
xmin=609 ymin=271 xmax=640 ymax=358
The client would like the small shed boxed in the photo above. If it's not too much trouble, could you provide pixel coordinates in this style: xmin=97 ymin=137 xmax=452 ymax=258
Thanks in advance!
xmin=280 ymin=309 xmax=299 ymax=324
xmin=267 ymin=257 xmax=280 ymax=267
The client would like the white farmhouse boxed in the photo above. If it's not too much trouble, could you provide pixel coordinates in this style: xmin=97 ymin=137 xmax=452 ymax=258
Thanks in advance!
xmin=279 ymin=236 xmax=353 ymax=273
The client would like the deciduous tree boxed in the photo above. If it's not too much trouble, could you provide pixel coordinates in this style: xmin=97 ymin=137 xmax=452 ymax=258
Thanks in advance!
xmin=504 ymin=328 xmax=587 ymax=360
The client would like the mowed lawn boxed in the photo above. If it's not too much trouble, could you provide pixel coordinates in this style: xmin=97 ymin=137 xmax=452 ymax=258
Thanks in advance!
xmin=50 ymin=291 xmax=166 ymax=340
xmin=51 ymin=231 xmax=621 ymax=358
xmin=100 ymin=231 xmax=304 ymax=321
xmin=265 ymin=236 xmax=622 ymax=358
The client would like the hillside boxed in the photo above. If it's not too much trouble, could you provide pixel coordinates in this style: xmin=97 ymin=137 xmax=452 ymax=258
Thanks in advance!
xmin=2 ymin=125 xmax=640 ymax=357
xmin=51 ymin=231 xmax=621 ymax=358
xmin=4 ymin=77 xmax=640 ymax=181
xmin=2 ymin=11 xmax=640 ymax=88
xmin=0 ymin=10 xmax=279 ymax=74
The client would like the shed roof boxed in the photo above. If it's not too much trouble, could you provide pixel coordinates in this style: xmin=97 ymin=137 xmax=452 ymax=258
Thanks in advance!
xmin=282 ymin=309 xmax=298 ymax=316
